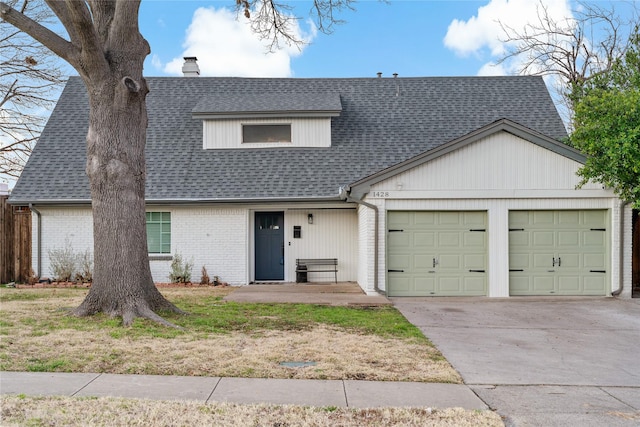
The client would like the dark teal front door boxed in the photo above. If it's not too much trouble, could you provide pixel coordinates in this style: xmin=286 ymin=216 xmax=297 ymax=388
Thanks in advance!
xmin=255 ymin=212 xmax=285 ymax=281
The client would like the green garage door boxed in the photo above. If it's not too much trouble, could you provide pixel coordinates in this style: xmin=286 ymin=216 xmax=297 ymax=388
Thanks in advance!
xmin=387 ymin=211 xmax=487 ymax=297
xmin=509 ymin=210 xmax=609 ymax=296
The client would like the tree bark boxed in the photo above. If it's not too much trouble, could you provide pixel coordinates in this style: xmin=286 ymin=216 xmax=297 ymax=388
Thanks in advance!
xmin=72 ymin=75 xmax=184 ymax=327
xmin=2 ymin=0 xmax=184 ymax=326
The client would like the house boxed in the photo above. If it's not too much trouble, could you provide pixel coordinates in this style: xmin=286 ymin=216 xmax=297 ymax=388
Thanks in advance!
xmin=8 ymin=60 xmax=634 ymax=298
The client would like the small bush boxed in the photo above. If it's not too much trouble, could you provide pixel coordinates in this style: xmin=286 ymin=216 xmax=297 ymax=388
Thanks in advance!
xmin=75 ymin=249 xmax=93 ymax=282
xmin=169 ymin=253 xmax=193 ymax=283
xmin=48 ymin=241 xmax=93 ymax=283
xmin=48 ymin=241 xmax=77 ymax=282
xmin=200 ymin=266 xmax=211 ymax=285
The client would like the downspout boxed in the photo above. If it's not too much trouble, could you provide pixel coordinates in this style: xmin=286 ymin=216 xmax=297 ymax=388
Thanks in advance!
xmin=28 ymin=204 xmax=41 ymax=278
xmin=340 ymin=188 xmax=382 ymax=295
xmin=612 ymin=200 xmax=631 ymax=296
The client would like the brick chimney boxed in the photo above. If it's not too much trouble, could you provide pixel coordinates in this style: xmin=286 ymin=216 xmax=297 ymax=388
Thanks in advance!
xmin=182 ymin=57 xmax=200 ymax=77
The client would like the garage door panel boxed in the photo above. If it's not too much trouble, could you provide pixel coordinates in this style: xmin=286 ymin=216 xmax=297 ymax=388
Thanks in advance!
xmin=389 ymin=212 xmax=411 ymax=227
xmin=559 ymin=253 xmax=580 ymax=268
xmin=388 ymin=233 xmax=409 ymax=247
xmin=533 ymin=276 xmax=554 ymax=292
xmin=533 ymin=211 xmax=554 ymax=224
xmin=584 ymin=275 xmax=606 ymax=293
xmin=464 ymin=211 xmax=486 ymax=225
xmin=464 ymin=254 xmax=486 ymax=269
xmin=584 ymin=253 xmax=606 ymax=269
xmin=583 ymin=210 xmax=607 ymax=227
xmin=558 ymin=276 xmax=581 ymax=293
xmin=414 ymin=277 xmax=436 ymax=293
xmin=414 ymin=254 xmax=434 ymax=270
xmin=584 ymin=231 xmax=606 ymax=246
xmin=533 ymin=231 xmax=555 ymax=246
xmin=510 ymin=276 xmax=531 ymax=294
xmin=388 ymin=275 xmax=411 ymax=294
xmin=558 ymin=210 xmax=580 ymax=224
xmin=438 ymin=212 xmax=461 ymax=225
xmin=438 ymin=232 xmax=460 ymax=246
xmin=388 ymin=254 xmax=410 ymax=270
xmin=414 ymin=212 xmax=437 ymax=225
xmin=439 ymin=277 xmax=461 ymax=292
xmin=509 ymin=210 xmax=608 ymax=296
xmin=464 ymin=232 xmax=485 ymax=247
xmin=464 ymin=276 xmax=486 ymax=293
xmin=510 ymin=253 xmax=530 ymax=269
xmin=509 ymin=231 xmax=529 ymax=247
xmin=558 ymin=231 xmax=580 ymax=246
xmin=414 ymin=232 xmax=435 ymax=247
xmin=533 ymin=253 xmax=554 ymax=268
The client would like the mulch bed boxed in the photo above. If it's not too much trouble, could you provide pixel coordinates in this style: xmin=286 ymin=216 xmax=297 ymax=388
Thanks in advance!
xmin=12 ymin=282 xmax=228 ymax=289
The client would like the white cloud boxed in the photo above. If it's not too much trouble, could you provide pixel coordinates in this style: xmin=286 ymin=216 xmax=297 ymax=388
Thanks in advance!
xmin=163 ymin=7 xmax=315 ymax=77
xmin=151 ymin=54 xmax=163 ymax=70
xmin=444 ymin=0 xmax=573 ymax=75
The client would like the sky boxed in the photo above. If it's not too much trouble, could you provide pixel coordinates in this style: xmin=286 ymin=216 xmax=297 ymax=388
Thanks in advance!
xmin=136 ymin=0 xmax=637 ymax=79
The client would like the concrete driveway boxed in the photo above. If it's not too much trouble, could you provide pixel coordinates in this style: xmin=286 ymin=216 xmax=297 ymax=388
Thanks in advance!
xmin=393 ymin=297 xmax=640 ymax=427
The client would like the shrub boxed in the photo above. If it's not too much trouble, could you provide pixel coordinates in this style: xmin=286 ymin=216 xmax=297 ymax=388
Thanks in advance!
xmin=48 ymin=241 xmax=77 ymax=282
xmin=75 ymin=249 xmax=93 ymax=282
xmin=169 ymin=253 xmax=193 ymax=283
xmin=200 ymin=266 xmax=211 ymax=285
xmin=48 ymin=241 xmax=93 ymax=283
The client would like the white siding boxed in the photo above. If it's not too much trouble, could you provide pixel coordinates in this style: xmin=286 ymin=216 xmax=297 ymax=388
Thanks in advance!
xmin=282 ymin=208 xmax=358 ymax=283
xmin=379 ymin=132 xmax=603 ymax=193
xmin=203 ymin=117 xmax=331 ymax=149
xmin=359 ymin=131 xmax=624 ymax=298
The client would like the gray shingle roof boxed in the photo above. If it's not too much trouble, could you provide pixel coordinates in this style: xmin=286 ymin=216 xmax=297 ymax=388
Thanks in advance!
xmin=9 ymin=75 xmax=568 ymax=204
xmin=192 ymin=93 xmax=342 ymax=118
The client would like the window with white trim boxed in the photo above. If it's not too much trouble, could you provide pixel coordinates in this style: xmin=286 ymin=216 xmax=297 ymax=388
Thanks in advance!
xmin=146 ymin=212 xmax=171 ymax=254
xmin=242 ymin=124 xmax=291 ymax=143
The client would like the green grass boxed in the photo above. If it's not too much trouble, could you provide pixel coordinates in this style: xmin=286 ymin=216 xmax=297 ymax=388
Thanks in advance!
xmin=0 ymin=288 xmax=427 ymax=343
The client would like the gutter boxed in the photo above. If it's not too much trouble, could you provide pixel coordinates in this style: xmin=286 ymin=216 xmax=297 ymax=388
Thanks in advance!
xmin=28 ymin=204 xmax=41 ymax=278
xmin=339 ymin=187 xmax=383 ymax=295
xmin=612 ymin=200 xmax=631 ymax=296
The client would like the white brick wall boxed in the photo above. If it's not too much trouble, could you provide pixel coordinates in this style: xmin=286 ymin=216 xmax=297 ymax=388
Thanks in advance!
xmin=32 ymin=206 xmax=94 ymax=280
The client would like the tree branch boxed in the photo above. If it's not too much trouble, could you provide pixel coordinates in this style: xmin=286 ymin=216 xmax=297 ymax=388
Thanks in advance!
xmin=0 ymin=1 xmax=76 ymax=62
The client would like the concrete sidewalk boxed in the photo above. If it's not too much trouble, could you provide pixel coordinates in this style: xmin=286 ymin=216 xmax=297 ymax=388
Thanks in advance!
xmin=0 ymin=372 xmax=487 ymax=410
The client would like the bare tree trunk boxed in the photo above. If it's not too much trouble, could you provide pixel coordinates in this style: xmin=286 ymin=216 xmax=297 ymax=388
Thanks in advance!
xmin=72 ymin=76 xmax=184 ymax=326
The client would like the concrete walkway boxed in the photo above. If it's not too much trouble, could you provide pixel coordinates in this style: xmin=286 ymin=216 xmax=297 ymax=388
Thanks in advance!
xmin=224 ymin=282 xmax=391 ymax=306
xmin=0 ymin=372 xmax=486 ymax=410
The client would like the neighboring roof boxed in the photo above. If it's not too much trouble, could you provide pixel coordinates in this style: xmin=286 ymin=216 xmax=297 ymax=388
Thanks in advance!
xmin=349 ymin=118 xmax=584 ymax=197
xmin=192 ymin=93 xmax=343 ymax=119
xmin=9 ymin=75 xmax=568 ymax=205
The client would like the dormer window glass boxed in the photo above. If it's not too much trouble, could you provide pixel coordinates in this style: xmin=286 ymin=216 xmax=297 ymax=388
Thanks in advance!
xmin=243 ymin=124 xmax=291 ymax=143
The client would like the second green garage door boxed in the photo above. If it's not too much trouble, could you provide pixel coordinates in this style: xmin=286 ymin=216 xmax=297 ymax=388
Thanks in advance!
xmin=387 ymin=211 xmax=487 ymax=297
xmin=509 ymin=210 xmax=609 ymax=296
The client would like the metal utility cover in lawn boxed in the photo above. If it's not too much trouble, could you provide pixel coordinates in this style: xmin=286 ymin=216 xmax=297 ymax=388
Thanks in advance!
xmin=509 ymin=210 xmax=609 ymax=296
xmin=387 ymin=211 xmax=487 ymax=297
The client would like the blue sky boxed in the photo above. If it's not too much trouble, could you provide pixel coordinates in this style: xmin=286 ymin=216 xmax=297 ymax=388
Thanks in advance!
xmin=137 ymin=0 xmax=638 ymax=79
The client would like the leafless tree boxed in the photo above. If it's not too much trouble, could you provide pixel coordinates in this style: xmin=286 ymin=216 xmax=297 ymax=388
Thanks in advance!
xmin=0 ymin=0 xmax=63 ymax=180
xmin=0 ymin=0 xmax=353 ymax=326
xmin=236 ymin=0 xmax=355 ymax=51
xmin=498 ymin=1 xmax=639 ymax=118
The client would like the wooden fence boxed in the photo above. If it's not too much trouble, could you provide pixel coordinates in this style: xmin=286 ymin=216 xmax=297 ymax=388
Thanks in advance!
xmin=0 ymin=196 xmax=32 ymax=283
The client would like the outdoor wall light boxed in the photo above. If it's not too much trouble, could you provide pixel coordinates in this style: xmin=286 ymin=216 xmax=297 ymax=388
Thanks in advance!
xmin=308 ymin=213 xmax=313 ymax=224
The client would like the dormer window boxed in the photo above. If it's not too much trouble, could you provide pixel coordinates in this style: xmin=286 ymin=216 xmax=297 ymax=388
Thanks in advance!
xmin=243 ymin=124 xmax=291 ymax=143
xmin=193 ymin=92 xmax=341 ymax=149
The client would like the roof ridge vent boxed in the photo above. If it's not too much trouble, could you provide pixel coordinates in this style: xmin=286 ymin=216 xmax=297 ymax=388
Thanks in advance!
xmin=182 ymin=57 xmax=200 ymax=77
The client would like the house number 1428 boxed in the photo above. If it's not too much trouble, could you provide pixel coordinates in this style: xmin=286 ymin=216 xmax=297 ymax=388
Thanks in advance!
xmin=372 ymin=191 xmax=390 ymax=198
